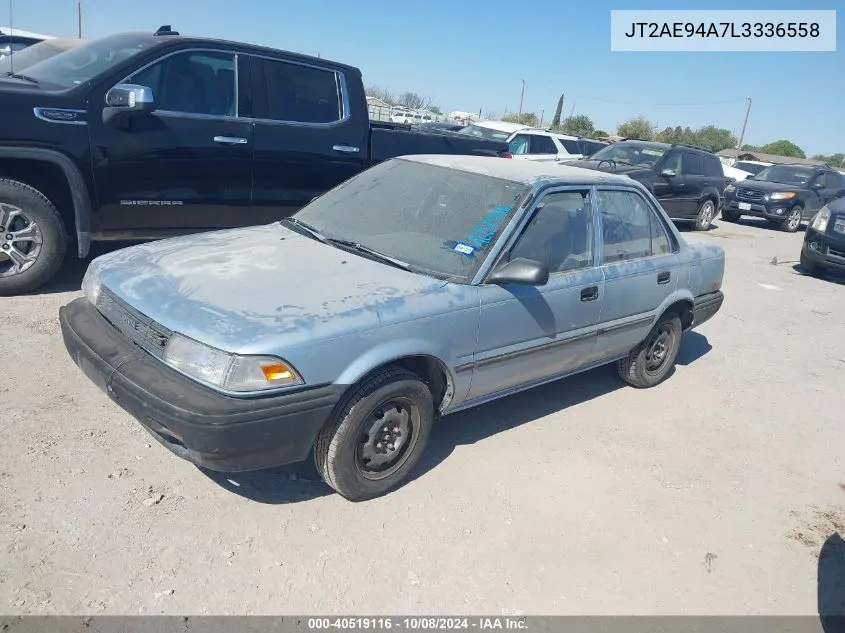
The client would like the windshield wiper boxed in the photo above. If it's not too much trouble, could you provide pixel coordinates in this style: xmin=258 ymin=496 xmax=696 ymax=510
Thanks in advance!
xmin=325 ymin=238 xmax=412 ymax=272
xmin=4 ymin=72 xmax=38 ymax=83
xmin=280 ymin=217 xmax=329 ymax=243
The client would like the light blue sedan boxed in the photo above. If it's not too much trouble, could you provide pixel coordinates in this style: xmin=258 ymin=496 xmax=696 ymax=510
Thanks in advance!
xmin=60 ymin=155 xmax=725 ymax=500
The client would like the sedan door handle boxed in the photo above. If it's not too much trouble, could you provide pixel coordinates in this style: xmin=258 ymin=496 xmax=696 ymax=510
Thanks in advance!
xmin=657 ymin=271 xmax=671 ymax=285
xmin=333 ymin=145 xmax=361 ymax=154
xmin=580 ymin=285 xmax=599 ymax=301
xmin=213 ymin=136 xmax=248 ymax=145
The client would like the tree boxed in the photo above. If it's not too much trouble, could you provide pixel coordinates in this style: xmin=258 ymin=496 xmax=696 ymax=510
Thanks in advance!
xmin=760 ymin=140 xmax=805 ymax=159
xmin=365 ymin=84 xmax=396 ymax=105
xmin=741 ymin=144 xmax=761 ymax=151
xmin=502 ymin=112 xmax=539 ymax=127
xmin=428 ymin=105 xmax=442 ymax=115
xmin=550 ymin=94 xmax=564 ymax=128
xmin=560 ymin=114 xmax=594 ymax=137
xmin=617 ymin=116 xmax=656 ymax=141
xmin=695 ymin=125 xmax=737 ymax=152
xmin=592 ymin=129 xmax=609 ymax=138
xmin=398 ymin=91 xmax=431 ymax=111
xmin=812 ymin=153 xmax=845 ymax=167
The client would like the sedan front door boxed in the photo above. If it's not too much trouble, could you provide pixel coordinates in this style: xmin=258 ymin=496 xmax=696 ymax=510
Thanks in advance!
xmin=466 ymin=188 xmax=604 ymax=403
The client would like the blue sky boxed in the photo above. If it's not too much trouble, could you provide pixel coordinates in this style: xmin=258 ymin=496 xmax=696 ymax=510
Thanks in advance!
xmin=9 ymin=0 xmax=844 ymax=156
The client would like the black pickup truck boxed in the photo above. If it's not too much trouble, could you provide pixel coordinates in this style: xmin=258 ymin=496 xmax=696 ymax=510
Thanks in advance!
xmin=0 ymin=26 xmax=508 ymax=295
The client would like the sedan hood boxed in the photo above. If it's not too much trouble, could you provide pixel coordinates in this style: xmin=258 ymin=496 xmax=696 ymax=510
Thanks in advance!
xmin=91 ymin=224 xmax=464 ymax=354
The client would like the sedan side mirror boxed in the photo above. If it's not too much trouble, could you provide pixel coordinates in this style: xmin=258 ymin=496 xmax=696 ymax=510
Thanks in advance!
xmin=660 ymin=169 xmax=676 ymax=177
xmin=487 ymin=258 xmax=549 ymax=286
xmin=103 ymin=83 xmax=155 ymax=127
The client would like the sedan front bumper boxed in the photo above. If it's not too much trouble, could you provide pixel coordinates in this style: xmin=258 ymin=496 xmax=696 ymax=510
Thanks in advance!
xmin=60 ymin=298 xmax=341 ymax=472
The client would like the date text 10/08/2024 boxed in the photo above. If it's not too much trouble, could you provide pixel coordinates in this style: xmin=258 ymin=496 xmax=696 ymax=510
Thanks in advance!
xmin=624 ymin=21 xmax=820 ymax=38
xmin=308 ymin=617 xmax=528 ymax=630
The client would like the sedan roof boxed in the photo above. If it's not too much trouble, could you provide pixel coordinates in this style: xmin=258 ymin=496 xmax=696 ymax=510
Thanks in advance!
xmin=398 ymin=154 xmax=635 ymax=187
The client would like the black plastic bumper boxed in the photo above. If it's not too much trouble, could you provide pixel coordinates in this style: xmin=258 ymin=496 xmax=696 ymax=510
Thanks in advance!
xmin=59 ymin=297 xmax=342 ymax=472
xmin=723 ymin=198 xmax=794 ymax=221
xmin=692 ymin=291 xmax=724 ymax=329
xmin=803 ymin=228 xmax=845 ymax=272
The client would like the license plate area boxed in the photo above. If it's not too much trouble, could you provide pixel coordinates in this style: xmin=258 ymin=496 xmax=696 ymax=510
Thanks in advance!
xmin=834 ymin=217 xmax=845 ymax=235
xmin=738 ymin=202 xmax=752 ymax=210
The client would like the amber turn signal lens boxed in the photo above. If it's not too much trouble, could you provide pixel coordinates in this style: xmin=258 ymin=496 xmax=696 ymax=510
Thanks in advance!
xmin=260 ymin=363 xmax=294 ymax=381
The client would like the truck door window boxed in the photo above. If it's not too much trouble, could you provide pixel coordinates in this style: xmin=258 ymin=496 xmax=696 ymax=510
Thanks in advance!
xmin=130 ymin=51 xmax=236 ymax=117
xmin=261 ymin=58 xmax=342 ymax=124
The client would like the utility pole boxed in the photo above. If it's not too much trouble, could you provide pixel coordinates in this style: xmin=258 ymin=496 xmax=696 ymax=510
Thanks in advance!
xmin=77 ymin=1 xmax=82 ymax=38
xmin=517 ymin=79 xmax=525 ymax=124
xmin=736 ymin=96 xmax=752 ymax=151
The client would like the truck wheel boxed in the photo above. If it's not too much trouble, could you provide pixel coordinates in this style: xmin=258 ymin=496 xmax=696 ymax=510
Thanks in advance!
xmin=780 ymin=206 xmax=803 ymax=233
xmin=0 ymin=179 xmax=67 ymax=296
xmin=693 ymin=199 xmax=716 ymax=231
xmin=617 ymin=314 xmax=682 ymax=389
xmin=721 ymin=208 xmax=740 ymax=222
xmin=314 ymin=367 xmax=434 ymax=501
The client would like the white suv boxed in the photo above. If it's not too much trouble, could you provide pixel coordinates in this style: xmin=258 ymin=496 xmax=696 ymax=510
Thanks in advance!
xmin=457 ymin=121 xmax=606 ymax=162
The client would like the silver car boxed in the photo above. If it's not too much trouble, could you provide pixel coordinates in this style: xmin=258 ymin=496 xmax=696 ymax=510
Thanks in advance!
xmin=60 ymin=155 xmax=725 ymax=501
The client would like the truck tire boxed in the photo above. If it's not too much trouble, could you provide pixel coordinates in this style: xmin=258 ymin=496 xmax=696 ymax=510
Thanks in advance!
xmin=693 ymin=199 xmax=716 ymax=231
xmin=617 ymin=314 xmax=682 ymax=389
xmin=0 ymin=179 xmax=67 ymax=296
xmin=314 ymin=367 xmax=434 ymax=501
xmin=780 ymin=206 xmax=803 ymax=233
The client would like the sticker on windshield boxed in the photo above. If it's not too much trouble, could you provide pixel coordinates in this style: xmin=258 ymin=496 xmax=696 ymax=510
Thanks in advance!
xmin=453 ymin=242 xmax=475 ymax=255
xmin=467 ymin=204 xmax=512 ymax=248
xmin=641 ymin=149 xmax=663 ymax=156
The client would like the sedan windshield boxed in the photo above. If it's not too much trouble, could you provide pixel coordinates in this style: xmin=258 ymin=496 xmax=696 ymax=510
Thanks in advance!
xmin=18 ymin=33 xmax=156 ymax=89
xmin=752 ymin=165 xmax=816 ymax=186
xmin=293 ymin=159 xmax=529 ymax=282
xmin=456 ymin=124 xmax=514 ymax=141
xmin=589 ymin=142 xmax=667 ymax=167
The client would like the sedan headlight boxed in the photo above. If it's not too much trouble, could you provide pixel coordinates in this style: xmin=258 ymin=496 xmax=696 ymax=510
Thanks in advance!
xmin=81 ymin=263 xmax=102 ymax=305
xmin=810 ymin=205 xmax=831 ymax=232
xmin=769 ymin=191 xmax=796 ymax=200
xmin=725 ymin=184 xmax=736 ymax=193
xmin=163 ymin=333 xmax=303 ymax=393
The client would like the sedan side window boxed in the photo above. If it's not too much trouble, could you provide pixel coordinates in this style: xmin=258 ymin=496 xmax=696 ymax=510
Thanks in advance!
xmin=506 ymin=191 xmax=593 ymax=273
xmin=130 ymin=51 xmax=236 ymax=117
xmin=597 ymin=190 xmax=655 ymax=263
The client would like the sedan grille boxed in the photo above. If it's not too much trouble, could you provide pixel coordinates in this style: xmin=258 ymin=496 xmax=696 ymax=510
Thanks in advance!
xmin=736 ymin=188 xmax=765 ymax=202
xmin=95 ymin=288 xmax=172 ymax=358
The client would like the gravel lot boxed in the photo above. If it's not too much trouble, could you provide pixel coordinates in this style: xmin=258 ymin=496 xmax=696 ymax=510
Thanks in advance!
xmin=1 ymin=218 xmax=844 ymax=616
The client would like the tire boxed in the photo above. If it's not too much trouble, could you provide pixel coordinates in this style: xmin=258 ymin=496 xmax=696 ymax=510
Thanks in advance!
xmin=721 ymin=208 xmax=741 ymax=222
xmin=617 ymin=314 xmax=682 ymax=389
xmin=0 ymin=179 xmax=67 ymax=296
xmin=800 ymin=251 xmax=823 ymax=277
xmin=314 ymin=367 xmax=434 ymax=501
xmin=694 ymin=199 xmax=716 ymax=231
xmin=780 ymin=206 xmax=803 ymax=233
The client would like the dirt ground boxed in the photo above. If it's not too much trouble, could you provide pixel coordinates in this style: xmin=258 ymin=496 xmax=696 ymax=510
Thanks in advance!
xmin=1 ymin=218 xmax=844 ymax=616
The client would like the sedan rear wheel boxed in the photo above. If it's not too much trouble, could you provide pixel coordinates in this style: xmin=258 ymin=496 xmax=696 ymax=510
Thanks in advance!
xmin=617 ymin=314 xmax=682 ymax=388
